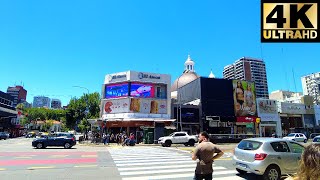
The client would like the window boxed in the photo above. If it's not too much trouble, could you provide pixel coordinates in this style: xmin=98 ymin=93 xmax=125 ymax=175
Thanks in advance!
xmin=238 ymin=140 xmax=262 ymax=150
xmin=290 ymin=142 xmax=305 ymax=154
xmin=155 ymin=85 xmax=167 ymax=99
xmin=271 ymin=142 xmax=290 ymax=152
xmin=174 ymin=133 xmax=186 ymax=137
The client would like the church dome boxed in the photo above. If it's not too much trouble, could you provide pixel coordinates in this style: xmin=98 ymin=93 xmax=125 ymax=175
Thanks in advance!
xmin=171 ymin=71 xmax=199 ymax=92
xmin=209 ymin=69 xmax=215 ymax=78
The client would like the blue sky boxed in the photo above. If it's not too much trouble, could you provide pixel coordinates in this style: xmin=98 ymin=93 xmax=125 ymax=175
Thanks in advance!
xmin=1 ymin=0 xmax=320 ymax=106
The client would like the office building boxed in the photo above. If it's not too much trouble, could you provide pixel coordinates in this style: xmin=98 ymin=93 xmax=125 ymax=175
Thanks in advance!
xmin=33 ymin=96 xmax=51 ymax=108
xmin=51 ymin=99 xmax=62 ymax=109
xmin=301 ymin=72 xmax=320 ymax=104
xmin=6 ymin=86 xmax=27 ymax=107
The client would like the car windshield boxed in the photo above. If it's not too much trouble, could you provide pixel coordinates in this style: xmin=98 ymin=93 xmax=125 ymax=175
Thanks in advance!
xmin=238 ymin=140 xmax=262 ymax=150
xmin=313 ymin=138 xmax=320 ymax=142
xmin=287 ymin=134 xmax=295 ymax=137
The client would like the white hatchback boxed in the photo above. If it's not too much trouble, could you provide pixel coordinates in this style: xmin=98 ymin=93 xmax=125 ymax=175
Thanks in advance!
xmin=283 ymin=133 xmax=307 ymax=143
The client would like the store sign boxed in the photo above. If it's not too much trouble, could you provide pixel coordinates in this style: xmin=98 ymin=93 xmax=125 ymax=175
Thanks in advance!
xmin=257 ymin=99 xmax=280 ymax=122
xmin=138 ymin=72 xmax=161 ymax=80
xmin=237 ymin=117 xmax=257 ymax=123
xmin=280 ymin=102 xmax=306 ymax=114
xmin=106 ymin=72 xmax=128 ymax=83
xmin=102 ymin=113 xmax=170 ymax=119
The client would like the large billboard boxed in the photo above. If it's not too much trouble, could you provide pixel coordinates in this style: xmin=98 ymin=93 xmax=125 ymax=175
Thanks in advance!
xmin=257 ymin=99 xmax=279 ymax=122
xmin=105 ymin=83 xmax=129 ymax=99
xmin=130 ymin=83 xmax=155 ymax=98
xmin=233 ymin=80 xmax=257 ymax=116
xmin=129 ymin=98 xmax=167 ymax=114
xmin=102 ymin=98 xmax=130 ymax=114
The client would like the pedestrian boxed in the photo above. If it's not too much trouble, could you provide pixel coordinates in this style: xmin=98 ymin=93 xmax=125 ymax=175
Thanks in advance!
xmin=192 ymin=131 xmax=224 ymax=180
xmin=285 ymin=144 xmax=320 ymax=180
xmin=106 ymin=133 xmax=110 ymax=145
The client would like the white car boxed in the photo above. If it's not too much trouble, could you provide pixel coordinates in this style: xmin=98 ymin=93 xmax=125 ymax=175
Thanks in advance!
xmin=283 ymin=133 xmax=307 ymax=143
xmin=312 ymin=135 xmax=320 ymax=144
xmin=158 ymin=131 xmax=198 ymax=147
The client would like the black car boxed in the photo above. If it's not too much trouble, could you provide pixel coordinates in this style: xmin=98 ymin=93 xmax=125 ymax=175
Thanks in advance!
xmin=32 ymin=133 xmax=76 ymax=149
xmin=0 ymin=132 xmax=8 ymax=140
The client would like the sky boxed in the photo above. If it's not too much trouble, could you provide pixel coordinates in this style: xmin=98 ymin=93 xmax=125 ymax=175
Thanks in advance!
xmin=1 ymin=0 xmax=320 ymax=106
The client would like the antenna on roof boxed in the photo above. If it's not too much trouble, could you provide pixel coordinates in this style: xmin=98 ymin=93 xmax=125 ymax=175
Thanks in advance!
xmin=292 ymin=68 xmax=297 ymax=93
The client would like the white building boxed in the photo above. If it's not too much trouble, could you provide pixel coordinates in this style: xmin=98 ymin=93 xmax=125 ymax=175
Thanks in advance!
xmin=223 ymin=57 xmax=269 ymax=99
xmin=100 ymin=70 xmax=174 ymax=140
xmin=33 ymin=96 xmax=50 ymax=108
xmin=301 ymin=72 xmax=320 ymax=104
xmin=269 ymin=90 xmax=303 ymax=103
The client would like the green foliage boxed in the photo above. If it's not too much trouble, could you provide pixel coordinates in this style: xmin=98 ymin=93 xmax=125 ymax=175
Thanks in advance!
xmin=41 ymin=120 xmax=54 ymax=132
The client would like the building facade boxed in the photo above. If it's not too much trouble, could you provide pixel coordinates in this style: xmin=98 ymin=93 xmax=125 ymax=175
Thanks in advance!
xmin=0 ymin=91 xmax=18 ymax=136
xmin=270 ymin=90 xmax=303 ymax=103
xmin=223 ymin=57 xmax=269 ymax=99
xmin=6 ymin=86 xmax=27 ymax=107
xmin=51 ymin=99 xmax=62 ymax=109
xmin=100 ymin=70 xmax=174 ymax=141
xmin=301 ymin=72 xmax=320 ymax=104
xmin=33 ymin=96 xmax=51 ymax=108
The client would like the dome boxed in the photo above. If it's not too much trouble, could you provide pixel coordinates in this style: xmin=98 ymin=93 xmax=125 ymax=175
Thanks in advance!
xmin=209 ymin=70 xmax=215 ymax=78
xmin=171 ymin=72 xmax=199 ymax=92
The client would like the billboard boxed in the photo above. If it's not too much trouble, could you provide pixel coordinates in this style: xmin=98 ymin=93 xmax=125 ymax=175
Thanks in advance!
xmin=257 ymin=99 xmax=279 ymax=122
xmin=233 ymin=80 xmax=257 ymax=116
xmin=130 ymin=83 xmax=155 ymax=98
xmin=103 ymin=98 xmax=130 ymax=114
xmin=105 ymin=83 xmax=129 ymax=99
xmin=129 ymin=98 xmax=167 ymax=114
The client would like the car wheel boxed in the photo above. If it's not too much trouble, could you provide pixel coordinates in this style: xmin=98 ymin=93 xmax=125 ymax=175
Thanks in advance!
xmin=161 ymin=144 xmax=166 ymax=147
xmin=36 ymin=143 xmax=43 ymax=149
xmin=236 ymin=168 xmax=247 ymax=175
xmin=64 ymin=142 xmax=71 ymax=149
xmin=165 ymin=140 xmax=172 ymax=147
xmin=188 ymin=139 xmax=195 ymax=146
xmin=263 ymin=165 xmax=281 ymax=180
xmin=304 ymin=139 xmax=307 ymax=143
xmin=184 ymin=143 xmax=189 ymax=147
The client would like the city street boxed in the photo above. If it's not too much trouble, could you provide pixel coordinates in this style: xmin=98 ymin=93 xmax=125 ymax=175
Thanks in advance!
xmin=0 ymin=138 xmax=264 ymax=180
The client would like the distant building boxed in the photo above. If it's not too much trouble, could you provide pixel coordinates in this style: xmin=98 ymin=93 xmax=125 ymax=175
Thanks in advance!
xmin=223 ymin=57 xmax=269 ymax=99
xmin=33 ymin=96 xmax=51 ymax=108
xmin=269 ymin=90 xmax=303 ymax=103
xmin=51 ymin=99 xmax=62 ymax=109
xmin=301 ymin=72 xmax=320 ymax=104
xmin=6 ymin=86 xmax=27 ymax=107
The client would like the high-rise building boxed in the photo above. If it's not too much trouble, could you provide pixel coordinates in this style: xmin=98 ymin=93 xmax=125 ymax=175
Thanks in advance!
xmin=6 ymin=86 xmax=27 ymax=107
xmin=301 ymin=72 xmax=320 ymax=104
xmin=51 ymin=99 xmax=62 ymax=109
xmin=33 ymin=96 xmax=51 ymax=108
xmin=223 ymin=57 xmax=269 ymax=99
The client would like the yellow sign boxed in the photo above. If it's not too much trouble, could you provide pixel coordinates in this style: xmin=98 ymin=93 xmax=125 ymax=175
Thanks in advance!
xmin=256 ymin=118 xmax=261 ymax=124
xmin=261 ymin=0 xmax=319 ymax=42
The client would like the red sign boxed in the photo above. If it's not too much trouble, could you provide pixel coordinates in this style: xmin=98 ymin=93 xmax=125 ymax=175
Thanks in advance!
xmin=237 ymin=117 xmax=257 ymax=123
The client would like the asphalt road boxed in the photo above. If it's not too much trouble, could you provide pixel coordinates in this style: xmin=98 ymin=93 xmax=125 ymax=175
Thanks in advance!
xmin=0 ymin=138 xmax=291 ymax=180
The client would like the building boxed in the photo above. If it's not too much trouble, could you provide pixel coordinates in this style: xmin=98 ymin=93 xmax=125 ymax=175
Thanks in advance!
xmin=301 ymin=72 xmax=320 ymax=104
xmin=6 ymin=86 xmax=27 ymax=107
xmin=33 ymin=96 xmax=51 ymax=108
xmin=223 ymin=57 xmax=269 ymax=99
xmin=51 ymin=99 xmax=62 ymax=109
xmin=0 ymin=91 xmax=19 ymax=136
xmin=270 ymin=90 xmax=303 ymax=103
xmin=99 ymin=70 xmax=174 ymax=143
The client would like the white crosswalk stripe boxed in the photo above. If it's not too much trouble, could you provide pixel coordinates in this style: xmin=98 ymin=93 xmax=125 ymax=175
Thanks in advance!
xmin=108 ymin=147 xmax=245 ymax=180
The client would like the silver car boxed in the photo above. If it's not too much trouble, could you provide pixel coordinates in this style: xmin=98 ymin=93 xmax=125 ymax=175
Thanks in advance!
xmin=233 ymin=138 xmax=305 ymax=180
xmin=312 ymin=135 xmax=320 ymax=144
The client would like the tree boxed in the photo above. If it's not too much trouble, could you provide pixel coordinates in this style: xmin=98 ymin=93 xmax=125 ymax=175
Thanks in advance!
xmin=42 ymin=120 xmax=54 ymax=132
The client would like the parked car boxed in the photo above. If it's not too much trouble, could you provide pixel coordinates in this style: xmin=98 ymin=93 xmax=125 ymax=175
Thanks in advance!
xmin=233 ymin=138 xmax=305 ymax=180
xmin=0 ymin=132 xmax=9 ymax=140
xmin=310 ymin=133 xmax=320 ymax=139
xmin=158 ymin=131 xmax=198 ymax=147
xmin=312 ymin=135 xmax=320 ymax=144
xmin=283 ymin=133 xmax=307 ymax=143
xmin=32 ymin=133 xmax=76 ymax=149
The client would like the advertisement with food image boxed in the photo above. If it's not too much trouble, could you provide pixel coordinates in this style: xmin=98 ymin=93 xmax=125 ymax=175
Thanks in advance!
xmin=129 ymin=98 xmax=151 ymax=113
xmin=105 ymin=83 xmax=129 ymax=99
xmin=103 ymin=98 xmax=130 ymax=114
xmin=152 ymin=100 xmax=167 ymax=114
xmin=233 ymin=80 xmax=257 ymax=116
xmin=130 ymin=83 xmax=155 ymax=98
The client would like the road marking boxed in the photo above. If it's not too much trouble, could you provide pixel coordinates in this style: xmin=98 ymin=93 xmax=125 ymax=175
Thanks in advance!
xmin=118 ymin=164 xmax=196 ymax=171
xmin=116 ymin=160 xmax=195 ymax=167
xmin=49 ymin=155 xmax=68 ymax=158
xmin=74 ymin=165 xmax=98 ymax=168
xmin=215 ymin=158 xmax=233 ymax=161
xmin=112 ymin=156 xmax=190 ymax=161
xmin=81 ymin=155 xmax=97 ymax=158
xmin=14 ymin=156 xmax=32 ymax=159
xmin=27 ymin=166 xmax=55 ymax=170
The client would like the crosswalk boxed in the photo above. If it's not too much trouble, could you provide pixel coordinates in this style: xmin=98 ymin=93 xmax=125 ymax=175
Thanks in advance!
xmin=108 ymin=147 xmax=245 ymax=180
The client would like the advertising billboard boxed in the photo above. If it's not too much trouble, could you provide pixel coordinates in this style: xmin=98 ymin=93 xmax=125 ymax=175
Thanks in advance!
xmin=129 ymin=98 xmax=167 ymax=114
xmin=130 ymin=83 xmax=155 ymax=98
xmin=257 ymin=99 xmax=279 ymax=122
xmin=233 ymin=80 xmax=257 ymax=116
xmin=102 ymin=98 xmax=130 ymax=114
xmin=105 ymin=83 xmax=129 ymax=99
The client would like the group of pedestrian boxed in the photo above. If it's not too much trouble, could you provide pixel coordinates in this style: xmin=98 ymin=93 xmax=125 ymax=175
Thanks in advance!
xmin=102 ymin=132 xmax=136 ymax=146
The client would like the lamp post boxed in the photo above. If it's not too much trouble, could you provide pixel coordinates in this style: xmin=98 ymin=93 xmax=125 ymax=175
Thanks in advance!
xmin=176 ymin=76 xmax=183 ymax=131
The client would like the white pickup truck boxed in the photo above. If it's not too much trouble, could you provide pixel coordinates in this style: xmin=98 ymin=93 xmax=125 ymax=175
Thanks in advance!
xmin=158 ymin=131 xmax=198 ymax=147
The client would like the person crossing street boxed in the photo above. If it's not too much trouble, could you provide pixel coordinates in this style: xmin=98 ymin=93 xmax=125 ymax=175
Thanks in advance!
xmin=192 ymin=131 xmax=224 ymax=180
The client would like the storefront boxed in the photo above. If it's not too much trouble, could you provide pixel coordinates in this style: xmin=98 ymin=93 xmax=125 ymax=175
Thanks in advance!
xmin=235 ymin=116 xmax=259 ymax=136
xmin=99 ymin=71 xmax=175 ymax=142
xmin=257 ymin=99 xmax=282 ymax=137
xmin=279 ymin=102 xmax=306 ymax=136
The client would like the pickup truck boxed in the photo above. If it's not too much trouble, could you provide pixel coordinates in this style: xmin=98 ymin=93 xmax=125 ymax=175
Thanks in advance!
xmin=158 ymin=131 xmax=198 ymax=147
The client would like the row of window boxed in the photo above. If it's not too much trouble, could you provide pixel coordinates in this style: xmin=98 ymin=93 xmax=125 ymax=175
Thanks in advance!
xmin=0 ymin=97 xmax=13 ymax=107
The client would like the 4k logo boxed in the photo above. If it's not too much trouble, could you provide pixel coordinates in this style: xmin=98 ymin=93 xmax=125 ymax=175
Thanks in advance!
xmin=261 ymin=0 xmax=319 ymax=42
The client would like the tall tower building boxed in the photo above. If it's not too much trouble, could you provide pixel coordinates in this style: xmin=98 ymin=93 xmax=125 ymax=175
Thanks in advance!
xmin=51 ymin=99 xmax=62 ymax=109
xmin=301 ymin=72 xmax=320 ymax=104
xmin=223 ymin=57 xmax=269 ymax=99
xmin=6 ymin=85 xmax=27 ymax=107
xmin=33 ymin=96 xmax=51 ymax=108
